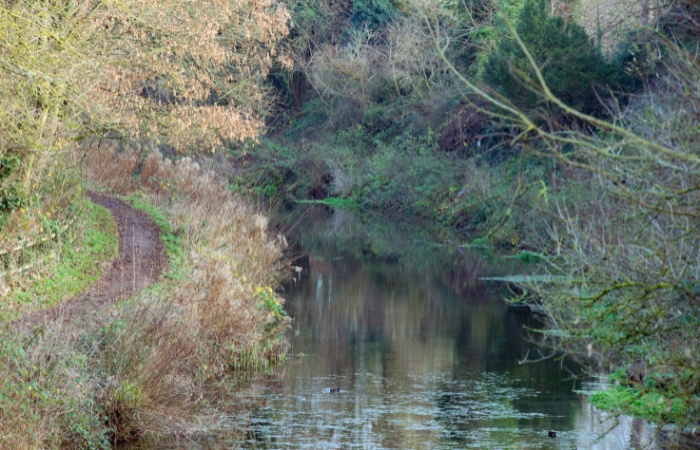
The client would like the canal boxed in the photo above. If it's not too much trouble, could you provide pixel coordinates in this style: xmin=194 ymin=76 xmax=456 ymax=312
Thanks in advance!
xmin=144 ymin=206 xmax=657 ymax=449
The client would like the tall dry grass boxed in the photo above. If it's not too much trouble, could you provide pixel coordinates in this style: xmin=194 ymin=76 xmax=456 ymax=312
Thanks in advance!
xmin=85 ymin=143 xmax=290 ymax=372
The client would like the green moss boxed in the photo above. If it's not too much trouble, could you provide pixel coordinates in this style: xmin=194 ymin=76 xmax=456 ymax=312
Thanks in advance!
xmin=590 ymin=385 xmax=687 ymax=423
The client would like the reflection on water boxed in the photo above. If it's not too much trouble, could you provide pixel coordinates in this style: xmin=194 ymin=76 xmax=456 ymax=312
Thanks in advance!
xmin=141 ymin=206 xmax=662 ymax=449
xmin=215 ymin=207 xmax=658 ymax=449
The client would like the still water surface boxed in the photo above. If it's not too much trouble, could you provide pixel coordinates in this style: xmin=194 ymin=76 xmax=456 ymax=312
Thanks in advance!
xmin=151 ymin=207 xmax=659 ymax=449
xmin=216 ymin=207 xmax=657 ymax=449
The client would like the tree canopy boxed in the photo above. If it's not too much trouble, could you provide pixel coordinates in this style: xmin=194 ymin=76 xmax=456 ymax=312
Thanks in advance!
xmin=1 ymin=0 xmax=290 ymax=233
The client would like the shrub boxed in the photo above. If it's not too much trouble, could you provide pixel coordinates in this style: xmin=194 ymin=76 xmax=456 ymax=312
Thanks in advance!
xmin=351 ymin=0 xmax=398 ymax=29
xmin=484 ymin=0 xmax=626 ymax=116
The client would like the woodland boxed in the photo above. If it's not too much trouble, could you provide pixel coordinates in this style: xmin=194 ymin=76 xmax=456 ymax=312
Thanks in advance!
xmin=1 ymin=0 xmax=699 ymax=446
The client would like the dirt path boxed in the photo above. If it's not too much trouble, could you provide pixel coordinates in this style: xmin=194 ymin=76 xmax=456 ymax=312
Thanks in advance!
xmin=17 ymin=192 xmax=168 ymax=330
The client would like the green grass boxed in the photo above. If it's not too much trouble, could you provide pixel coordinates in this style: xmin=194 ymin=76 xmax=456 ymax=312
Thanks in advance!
xmin=5 ymin=198 xmax=119 ymax=321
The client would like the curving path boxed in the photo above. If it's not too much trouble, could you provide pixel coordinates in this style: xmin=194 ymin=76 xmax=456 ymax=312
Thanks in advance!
xmin=16 ymin=192 xmax=168 ymax=330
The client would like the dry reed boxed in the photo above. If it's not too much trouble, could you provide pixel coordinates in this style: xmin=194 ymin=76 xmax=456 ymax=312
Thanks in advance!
xmin=83 ymin=142 xmax=290 ymax=440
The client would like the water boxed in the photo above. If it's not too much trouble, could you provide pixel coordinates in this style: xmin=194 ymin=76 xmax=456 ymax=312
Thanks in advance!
xmin=147 ymin=207 xmax=661 ymax=449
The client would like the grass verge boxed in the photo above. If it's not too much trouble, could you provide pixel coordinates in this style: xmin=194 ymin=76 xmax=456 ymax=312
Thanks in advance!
xmin=1 ymin=198 xmax=118 ymax=321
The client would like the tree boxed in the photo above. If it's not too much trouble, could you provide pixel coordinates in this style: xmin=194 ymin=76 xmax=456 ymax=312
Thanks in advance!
xmin=1 ymin=0 xmax=290 ymax=236
xmin=425 ymin=0 xmax=700 ymax=431
xmin=1 ymin=1 xmax=95 ymax=231
xmin=484 ymin=0 xmax=624 ymax=117
xmin=85 ymin=0 xmax=291 ymax=150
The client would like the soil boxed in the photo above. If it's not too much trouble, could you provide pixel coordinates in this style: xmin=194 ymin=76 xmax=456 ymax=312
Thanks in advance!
xmin=16 ymin=192 xmax=168 ymax=331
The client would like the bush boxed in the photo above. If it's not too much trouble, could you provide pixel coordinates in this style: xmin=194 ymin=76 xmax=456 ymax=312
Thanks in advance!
xmin=351 ymin=0 xmax=398 ymax=30
xmin=484 ymin=0 xmax=626 ymax=116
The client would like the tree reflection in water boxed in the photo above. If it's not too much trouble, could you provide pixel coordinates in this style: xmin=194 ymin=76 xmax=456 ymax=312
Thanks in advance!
xmin=135 ymin=206 xmax=660 ymax=449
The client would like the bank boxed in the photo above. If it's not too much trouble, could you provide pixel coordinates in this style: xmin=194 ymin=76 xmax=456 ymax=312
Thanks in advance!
xmin=0 ymin=147 xmax=291 ymax=448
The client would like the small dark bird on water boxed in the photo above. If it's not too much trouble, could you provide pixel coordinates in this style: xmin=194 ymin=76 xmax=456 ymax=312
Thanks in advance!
xmin=330 ymin=387 xmax=340 ymax=394
xmin=548 ymin=430 xmax=557 ymax=438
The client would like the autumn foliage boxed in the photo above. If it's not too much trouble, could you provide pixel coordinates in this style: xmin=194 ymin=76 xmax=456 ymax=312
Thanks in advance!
xmin=84 ymin=0 xmax=291 ymax=149
xmin=1 ymin=0 xmax=290 ymax=239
